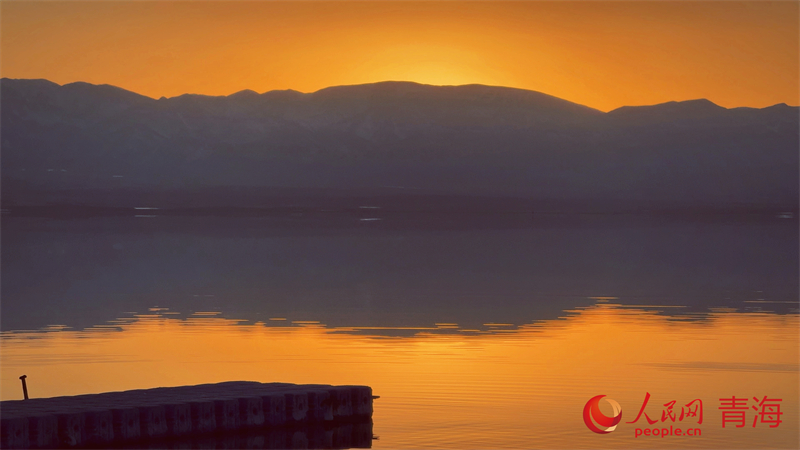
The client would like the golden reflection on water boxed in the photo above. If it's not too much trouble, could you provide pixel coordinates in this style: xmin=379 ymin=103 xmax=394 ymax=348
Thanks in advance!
xmin=2 ymin=303 xmax=798 ymax=449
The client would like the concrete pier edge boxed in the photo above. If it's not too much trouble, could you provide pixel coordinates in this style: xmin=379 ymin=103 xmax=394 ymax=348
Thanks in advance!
xmin=0 ymin=381 xmax=373 ymax=449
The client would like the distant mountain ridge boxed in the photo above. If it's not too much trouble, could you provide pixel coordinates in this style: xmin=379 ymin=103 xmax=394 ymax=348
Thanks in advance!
xmin=2 ymin=78 xmax=797 ymax=211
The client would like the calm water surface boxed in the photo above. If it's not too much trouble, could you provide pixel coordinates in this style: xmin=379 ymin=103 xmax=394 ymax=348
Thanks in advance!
xmin=2 ymin=214 xmax=797 ymax=449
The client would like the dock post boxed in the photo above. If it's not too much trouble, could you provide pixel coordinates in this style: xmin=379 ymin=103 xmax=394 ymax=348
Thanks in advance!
xmin=19 ymin=375 xmax=29 ymax=400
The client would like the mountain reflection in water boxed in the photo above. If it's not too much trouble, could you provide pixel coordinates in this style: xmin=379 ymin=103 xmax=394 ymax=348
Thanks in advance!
xmin=1 ymin=304 xmax=798 ymax=449
xmin=1 ymin=214 xmax=797 ymax=449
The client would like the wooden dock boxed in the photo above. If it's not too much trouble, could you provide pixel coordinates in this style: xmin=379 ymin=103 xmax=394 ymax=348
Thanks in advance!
xmin=0 ymin=381 xmax=373 ymax=449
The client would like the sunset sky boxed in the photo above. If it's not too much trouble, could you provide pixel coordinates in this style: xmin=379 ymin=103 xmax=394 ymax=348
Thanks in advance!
xmin=1 ymin=1 xmax=798 ymax=111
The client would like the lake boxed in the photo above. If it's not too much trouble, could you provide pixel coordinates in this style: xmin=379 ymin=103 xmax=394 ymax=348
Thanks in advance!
xmin=1 ymin=213 xmax=797 ymax=448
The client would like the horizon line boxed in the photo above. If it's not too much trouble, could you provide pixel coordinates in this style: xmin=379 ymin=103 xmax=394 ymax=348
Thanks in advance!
xmin=2 ymin=77 xmax=797 ymax=112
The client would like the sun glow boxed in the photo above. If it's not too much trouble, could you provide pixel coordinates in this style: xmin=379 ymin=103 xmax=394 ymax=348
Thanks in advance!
xmin=356 ymin=44 xmax=506 ymax=88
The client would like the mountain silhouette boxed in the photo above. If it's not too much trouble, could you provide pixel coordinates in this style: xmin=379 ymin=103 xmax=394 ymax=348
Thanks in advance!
xmin=1 ymin=78 xmax=797 ymax=211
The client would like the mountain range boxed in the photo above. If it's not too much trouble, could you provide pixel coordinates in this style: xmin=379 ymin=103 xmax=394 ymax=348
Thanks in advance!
xmin=1 ymin=78 xmax=797 ymax=212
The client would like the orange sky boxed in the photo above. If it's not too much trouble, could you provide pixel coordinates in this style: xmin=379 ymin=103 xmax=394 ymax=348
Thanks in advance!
xmin=1 ymin=1 xmax=798 ymax=111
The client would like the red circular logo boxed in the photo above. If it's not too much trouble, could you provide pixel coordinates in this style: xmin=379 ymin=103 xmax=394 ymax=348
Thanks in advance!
xmin=583 ymin=395 xmax=623 ymax=434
